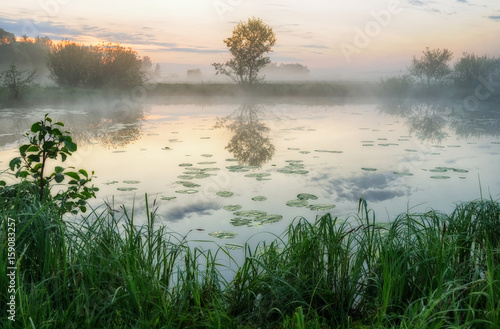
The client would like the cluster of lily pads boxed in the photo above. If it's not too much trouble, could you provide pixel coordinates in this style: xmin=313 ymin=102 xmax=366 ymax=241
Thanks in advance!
xmin=276 ymin=160 xmax=309 ymax=175
xmin=286 ymin=193 xmax=335 ymax=211
xmin=175 ymin=162 xmax=220 ymax=194
xmin=425 ymin=166 xmax=469 ymax=180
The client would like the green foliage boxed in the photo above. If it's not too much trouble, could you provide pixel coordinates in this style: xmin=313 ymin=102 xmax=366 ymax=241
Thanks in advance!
xmin=6 ymin=113 xmax=98 ymax=214
xmin=408 ymin=47 xmax=454 ymax=87
xmin=0 ymin=64 xmax=38 ymax=100
xmin=379 ymin=74 xmax=414 ymax=96
xmin=213 ymin=17 xmax=277 ymax=85
xmin=47 ymin=41 xmax=102 ymax=88
xmin=453 ymin=53 xmax=499 ymax=88
xmin=0 ymin=196 xmax=498 ymax=328
xmin=48 ymin=41 xmax=145 ymax=89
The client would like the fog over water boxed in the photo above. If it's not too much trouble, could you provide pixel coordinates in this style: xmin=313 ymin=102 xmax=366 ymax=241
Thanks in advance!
xmin=1 ymin=98 xmax=499 ymax=246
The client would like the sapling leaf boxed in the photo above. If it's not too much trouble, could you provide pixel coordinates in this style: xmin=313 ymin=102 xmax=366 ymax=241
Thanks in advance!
xmin=26 ymin=145 xmax=39 ymax=152
xmin=18 ymin=171 xmax=29 ymax=178
xmin=27 ymin=154 xmax=40 ymax=162
xmin=55 ymin=166 xmax=64 ymax=174
xmin=9 ymin=157 xmax=21 ymax=170
xmin=54 ymin=173 xmax=64 ymax=183
xmin=65 ymin=172 xmax=80 ymax=180
xmin=64 ymin=139 xmax=77 ymax=152
xmin=31 ymin=122 xmax=42 ymax=132
xmin=19 ymin=145 xmax=30 ymax=154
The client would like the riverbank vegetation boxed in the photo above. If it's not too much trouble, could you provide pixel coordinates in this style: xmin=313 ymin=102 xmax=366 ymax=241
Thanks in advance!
xmin=1 ymin=186 xmax=499 ymax=328
xmin=2 ymin=25 xmax=500 ymax=107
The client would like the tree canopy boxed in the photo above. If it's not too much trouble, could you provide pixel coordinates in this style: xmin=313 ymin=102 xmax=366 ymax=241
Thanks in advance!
xmin=408 ymin=47 xmax=453 ymax=87
xmin=48 ymin=41 xmax=145 ymax=89
xmin=213 ymin=17 xmax=276 ymax=85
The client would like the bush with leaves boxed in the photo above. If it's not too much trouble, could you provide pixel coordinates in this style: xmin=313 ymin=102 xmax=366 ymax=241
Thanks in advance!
xmin=2 ymin=114 xmax=98 ymax=214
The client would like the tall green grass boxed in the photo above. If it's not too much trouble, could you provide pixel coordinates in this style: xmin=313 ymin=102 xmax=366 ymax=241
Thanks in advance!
xmin=1 ymin=193 xmax=499 ymax=328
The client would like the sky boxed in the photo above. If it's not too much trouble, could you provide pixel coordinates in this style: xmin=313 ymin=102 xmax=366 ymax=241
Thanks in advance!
xmin=1 ymin=0 xmax=499 ymax=80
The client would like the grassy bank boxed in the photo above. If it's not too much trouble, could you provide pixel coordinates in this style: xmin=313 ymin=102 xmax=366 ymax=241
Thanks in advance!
xmin=1 ymin=190 xmax=499 ymax=328
xmin=3 ymin=80 xmax=498 ymax=108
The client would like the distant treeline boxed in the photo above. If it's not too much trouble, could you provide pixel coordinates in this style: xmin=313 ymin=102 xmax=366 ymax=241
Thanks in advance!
xmin=0 ymin=28 xmax=159 ymax=91
xmin=380 ymin=48 xmax=500 ymax=102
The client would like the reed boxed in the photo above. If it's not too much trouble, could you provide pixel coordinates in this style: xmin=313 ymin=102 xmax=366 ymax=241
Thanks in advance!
xmin=0 ymin=191 xmax=498 ymax=328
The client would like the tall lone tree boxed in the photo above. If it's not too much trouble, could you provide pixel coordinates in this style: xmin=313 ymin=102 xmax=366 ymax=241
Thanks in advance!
xmin=213 ymin=17 xmax=276 ymax=85
xmin=408 ymin=47 xmax=453 ymax=87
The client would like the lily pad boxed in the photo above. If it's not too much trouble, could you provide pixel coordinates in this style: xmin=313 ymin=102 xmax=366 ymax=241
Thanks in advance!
xmin=315 ymin=150 xmax=343 ymax=154
xmin=227 ymin=165 xmax=250 ymax=172
xmin=297 ymin=193 xmax=318 ymax=200
xmin=191 ymin=173 xmax=213 ymax=179
xmin=230 ymin=218 xmax=252 ymax=226
xmin=177 ymin=175 xmax=194 ymax=180
xmin=288 ymin=147 xmax=300 ymax=150
xmin=233 ymin=210 xmax=267 ymax=217
xmin=161 ymin=196 xmax=177 ymax=201
xmin=123 ymin=180 xmax=141 ymax=184
xmin=252 ymin=196 xmax=267 ymax=201
xmin=299 ymin=151 xmax=311 ymax=154
xmin=179 ymin=163 xmax=193 ymax=167
xmin=175 ymin=189 xmax=199 ymax=194
xmin=405 ymin=149 xmax=418 ymax=152
xmin=361 ymin=168 xmax=377 ymax=171
xmin=307 ymin=204 xmax=335 ymax=211
xmin=176 ymin=181 xmax=201 ymax=188
xmin=430 ymin=168 xmax=448 ymax=173
xmin=277 ymin=169 xmax=309 ymax=175
xmin=103 ymin=181 xmax=119 ymax=185
xmin=286 ymin=199 xmax=309 ymax=207
xmin=223 ymin=205 xmax=243 ymax=211
xmin=209 ymin=231 xmax=238 ymax=239
xmin=198 ymin=161 xmax=217 ymax=165
xmin=216 ymin=191 xmax=234 ymax=197
xmin=201 ymin=154 xmax=213 ymax=157
xmin=259 ymin=215 xmax=283 ymax=224
xmin=117 ymin=187 xmax=137 ymax=191
xmin=430 ymin=176 xmax=451 ymax=179
xmin=245 ymin=173 xmax=271 ymax=179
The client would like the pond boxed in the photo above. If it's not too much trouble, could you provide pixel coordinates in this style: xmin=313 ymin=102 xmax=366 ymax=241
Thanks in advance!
xmin=1 ymin=99 xmax=500 ymax=248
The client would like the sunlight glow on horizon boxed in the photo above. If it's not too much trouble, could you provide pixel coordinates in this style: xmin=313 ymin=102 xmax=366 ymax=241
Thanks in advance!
xmin=1 ymin=0 xmax=499 ymax=79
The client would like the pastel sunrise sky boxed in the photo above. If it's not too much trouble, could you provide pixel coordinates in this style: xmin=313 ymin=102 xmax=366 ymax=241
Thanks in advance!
xmin=1 ymin=0 xmax=499 ymax=79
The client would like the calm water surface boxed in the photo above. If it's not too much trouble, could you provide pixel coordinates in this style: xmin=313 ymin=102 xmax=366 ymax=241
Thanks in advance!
xmin=1 ymin=100 xmax=499 ymax=247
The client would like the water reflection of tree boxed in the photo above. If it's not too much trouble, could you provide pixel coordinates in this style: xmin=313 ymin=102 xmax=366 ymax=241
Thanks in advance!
xmin=93 ymin=101 xmax=145 ymax=149
xmin=406 ymin=104 xmax=449 ymax=142
xmin=378 ymin=100 xmax=500 ymax=141
xmin=215 ymin=103 xmax=275 ymax=167
xmin=0 ymin=102 xmax=146 ymax=149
